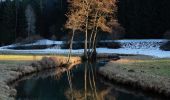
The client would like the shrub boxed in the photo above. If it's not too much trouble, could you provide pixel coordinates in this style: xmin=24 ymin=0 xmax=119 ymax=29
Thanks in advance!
xmin=50 ymin=35 xmax=57 ymax=41
xmin=112 ymin=22 xmax=125 ymax=39
xmin=15 ymin=37 xmax=24 ymax=44
xmin=62 ymin=41 xmax=121 ymax=49
xmin=160 ymin=41 xmax=170 ymax=51
xmin=32 ymin=57 xmax=56 ymax=71
xmin=31 ymin=57 xmax=71 ymax=71
xmin=163 ymin=31 xmax=170 ymax=39
xmin=98 ymin=42 xmax=121 ymax=49
xmin=160 ymin=31 xmax=170 ymax=51
xmin=61 ymin=42 xmax=84 ymax=49
xmin=20 ymin=35 xmax=43 ymax=44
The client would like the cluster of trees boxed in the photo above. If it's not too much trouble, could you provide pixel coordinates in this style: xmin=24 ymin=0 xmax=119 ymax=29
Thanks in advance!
xmin=0 ymin=0 xmax=25 ymax=45
xmin=118 ymin=0 xmax=170 ymax=38
xmin=1 ymin=0 xmax=170 ymax=46
xmin=0 ymin=0 xmax=67 ymax=45
xmin=65 ymin=0 xmax=119 ymax=60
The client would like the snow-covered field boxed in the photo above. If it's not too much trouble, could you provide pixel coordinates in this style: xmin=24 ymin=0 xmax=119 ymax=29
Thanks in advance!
xmin=0 ymin=39 xmax=170 ymax=58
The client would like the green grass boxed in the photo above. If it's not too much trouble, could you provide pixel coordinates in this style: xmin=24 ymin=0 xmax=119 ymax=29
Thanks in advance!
xmin=115 ymin=59 xmax=170 ymax=78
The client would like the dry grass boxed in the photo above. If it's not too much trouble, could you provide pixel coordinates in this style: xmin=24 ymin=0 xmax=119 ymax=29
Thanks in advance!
xmin=99 ymin=58 xmax=170 ymax=97
xmin=0 ymin=55 xmax=81 ymax=61
xmin=31 ymin=56 xmax=81 ymax=70
xmin=111 ymin=59 xmax=142 ymax=64
xmin=112 ymin=59 xmax=170 ymax=77
xmin=0 ymin=55 xmax=81 ymax=100
xmin=0 ymin=55 xmax=44 ymax=61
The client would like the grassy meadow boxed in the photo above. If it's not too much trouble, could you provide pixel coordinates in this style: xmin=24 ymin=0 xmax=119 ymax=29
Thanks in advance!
xmin=110 ymin=58 xmax=170 ymax=78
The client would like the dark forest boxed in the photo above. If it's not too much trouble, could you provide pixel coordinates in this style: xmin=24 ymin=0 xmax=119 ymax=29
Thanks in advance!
xmin=0 ymin=0 xmax=170 ymax=45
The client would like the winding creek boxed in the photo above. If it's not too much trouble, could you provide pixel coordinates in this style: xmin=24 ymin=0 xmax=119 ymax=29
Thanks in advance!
xmin=12 ymin=61 xmax=165 ymax=100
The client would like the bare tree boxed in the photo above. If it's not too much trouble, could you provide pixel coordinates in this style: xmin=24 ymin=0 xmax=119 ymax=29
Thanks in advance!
xmin=66 ymin=0 xmax=118 ymax=60
xmin=66 ymin=0 xmax=94 ymax=60
xmin=65 ymin=0 xmax=85 ymax=62
xmin=25 ymin=4 xmax=36 ymax=38
xmin=89 ymin=0 xmax=118 ymax=58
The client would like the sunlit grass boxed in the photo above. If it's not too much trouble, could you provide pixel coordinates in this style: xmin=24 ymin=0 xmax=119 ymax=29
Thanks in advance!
xmin=0 ymin=55 xmax=52 ymax=61
xmin=114 ymin=59 xmax=170 ymax=77
xmin=0 ymin=54 xmax=75 ymax=61
xmin=111 ymin=59 xmax=143 ymax=64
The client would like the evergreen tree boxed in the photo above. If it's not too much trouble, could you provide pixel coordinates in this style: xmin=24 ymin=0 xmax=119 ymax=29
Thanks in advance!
xmin=0 ymin=0 xmax=16 ymax=44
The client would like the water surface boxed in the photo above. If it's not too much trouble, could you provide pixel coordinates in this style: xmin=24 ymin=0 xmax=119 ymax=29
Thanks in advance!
xmin=15 ymin=61 xmax=164 ymax=100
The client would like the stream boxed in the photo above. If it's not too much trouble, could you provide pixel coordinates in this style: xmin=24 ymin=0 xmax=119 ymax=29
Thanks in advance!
xmin=14 ymin=61 xmax=165 ymax=100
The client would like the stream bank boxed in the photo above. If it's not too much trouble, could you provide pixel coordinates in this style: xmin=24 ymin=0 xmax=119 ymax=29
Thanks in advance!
xmin=0 ymin=56 xmax=81 ymax=100
xmin=99 ymin=58 xmax=170 ymax=99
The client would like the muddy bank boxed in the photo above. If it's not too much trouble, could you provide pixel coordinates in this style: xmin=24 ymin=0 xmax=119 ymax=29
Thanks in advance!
xmin=0 ymin=56 xmax=81 ymax=100
xmin=98 ymin=61 xmax=170 ymax=98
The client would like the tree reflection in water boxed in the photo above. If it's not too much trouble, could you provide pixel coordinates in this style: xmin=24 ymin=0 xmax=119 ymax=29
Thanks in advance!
xmin=15 ymin=61 xmax=164 ymax=100
xmin=65 ymin=61 xmax=116 ymax=100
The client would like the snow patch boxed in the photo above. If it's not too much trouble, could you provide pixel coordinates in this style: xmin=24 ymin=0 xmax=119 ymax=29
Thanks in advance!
xmin=118 ymin=39 xmax=167 ymax=50
xmin=0 ymin=39 xmax=170 ymax=58
xmin=26 ymin=39 xmax=63 ymax=46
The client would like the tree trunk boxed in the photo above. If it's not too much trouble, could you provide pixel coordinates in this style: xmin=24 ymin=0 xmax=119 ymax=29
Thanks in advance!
xmin=93 ymin=37 xmax=97 ymax=59
xmin=84 ymin=13 xmax=89 ymax=60
xmin=88 ymin=11 xmax=98 ymax=57
xmin=67 ymin=29 xmax=75 ymax=63
xmin=15 ymin=0 xmax=18 ymax=41
xmin=90 ymin=25 xmax=98 ymax=58
xmin=84 ymin=30 xmax=88 ymax=59
xmin=91 ymin=34 xmax=97 ymax=61
xmin=40 ymin=0 xmax=43 ymax=13
xmin=84 ymin=62 xmax=87 ymax=100
xmin=28 ymin=23 xmax=30 ymax=39
xmin=88 ymin=30 xmax=94 ymax=55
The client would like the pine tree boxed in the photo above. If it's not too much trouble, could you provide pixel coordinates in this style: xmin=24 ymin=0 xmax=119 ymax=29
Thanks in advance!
xmin=1 ymin=0 xmax=16 ymax=44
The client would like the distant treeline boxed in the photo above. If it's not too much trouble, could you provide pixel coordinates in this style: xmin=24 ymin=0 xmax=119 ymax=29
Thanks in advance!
xmin=0 ymin=0 xmax=170 ymax=45
xmin=118 ymin=0 xmax=170 ymax=39
xmin=0 ymin=0 xmax=67 ymax=45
